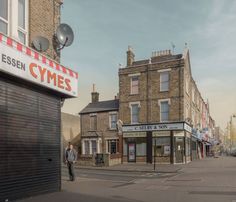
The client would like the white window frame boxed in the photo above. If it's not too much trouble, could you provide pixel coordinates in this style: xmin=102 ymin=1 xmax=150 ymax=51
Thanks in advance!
xmin=129 ymin=101 xmax=141 ymax=124
xmin=158 ymin=99 xmax=171 ymax=122
xmin=109 ymin=112 xmax=118 ymax=130
xmin=0 ymin=0 xmax=28 ymax=44
xmin=0 ymin=0 xmax=9 ymax=35
xmin=17 ymin=0 xmax=28 ymax=45
xmin=160 ymin=72 xmax=169 ymax=92
xmin=130 ymin=76 xmax=139 ymax=95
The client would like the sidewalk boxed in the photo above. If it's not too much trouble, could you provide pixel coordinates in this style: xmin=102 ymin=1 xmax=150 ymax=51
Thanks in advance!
xmin=73 ymin=163 xmax=184 ymax=173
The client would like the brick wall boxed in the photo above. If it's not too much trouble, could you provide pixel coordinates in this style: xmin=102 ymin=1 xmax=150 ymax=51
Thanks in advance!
xmin=119 ymin=55 xmax=185 ymax=124
xmin=81 ymin=111 xmax=119 ymax=153
xmin=29 ymin=0 xmax=61 ymax=62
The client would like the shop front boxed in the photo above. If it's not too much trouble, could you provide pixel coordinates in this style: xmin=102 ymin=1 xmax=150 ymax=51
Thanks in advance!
xmin=122 ymin=122 xmax=192 ymax=164
xmin=0 ymin=34 xmax=78 ymax=201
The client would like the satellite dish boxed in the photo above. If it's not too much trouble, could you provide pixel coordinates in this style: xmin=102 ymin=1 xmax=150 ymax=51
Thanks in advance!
xmin=32 ymin=36 xmax=49 ymax=52
xmin=56 ymin=23 xmax=74 ymax=50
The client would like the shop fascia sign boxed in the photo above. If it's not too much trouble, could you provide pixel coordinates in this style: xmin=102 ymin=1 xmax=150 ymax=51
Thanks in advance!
xmin=0 ymin=34 xmax=78 ymax=97
xmin=122 ymin=122 xmax=189 ymax=132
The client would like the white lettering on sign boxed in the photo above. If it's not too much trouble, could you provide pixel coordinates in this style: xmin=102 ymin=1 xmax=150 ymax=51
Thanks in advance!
xmin=122 ymin=122 xmax=185 ymax=132
xmin=0 ymin=34 xmax=78 ymax=97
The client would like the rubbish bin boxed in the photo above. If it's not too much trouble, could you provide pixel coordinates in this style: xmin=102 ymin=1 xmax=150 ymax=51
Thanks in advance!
xmin=95 ymin=153 xmax=104 ymax=166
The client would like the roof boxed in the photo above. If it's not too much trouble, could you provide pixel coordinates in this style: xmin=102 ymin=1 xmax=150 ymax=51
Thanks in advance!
xmin=79 ymin=99 xmax=119 ymax=114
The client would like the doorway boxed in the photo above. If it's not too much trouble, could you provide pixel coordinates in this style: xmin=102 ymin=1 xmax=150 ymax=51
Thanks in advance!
xmin=127 ymin=142 xmax=136 ymax=162
xmin=175 ymin=137 xmax=184 ymax=163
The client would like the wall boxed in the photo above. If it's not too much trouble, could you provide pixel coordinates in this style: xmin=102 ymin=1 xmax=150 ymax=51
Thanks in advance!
xmin=119 ymin=55 xmax=185 ymax=125
xmin=61 ymin=112 xmax=80 ymax=149
xmin=29 ymin=0 xmax=61 ymax=61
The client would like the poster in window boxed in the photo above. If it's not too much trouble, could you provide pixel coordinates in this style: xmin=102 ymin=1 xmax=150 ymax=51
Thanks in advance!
xmin=164 ymin=145 xmax=170 ymax=155
xmin=128 ymin=143 xmax=135 ymax=161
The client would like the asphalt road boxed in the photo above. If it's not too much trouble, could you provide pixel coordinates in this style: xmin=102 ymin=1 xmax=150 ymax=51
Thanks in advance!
xmin=18 ymin=156 xmax=236 ymax=202
xmin=62 ymin=166 xmax=176 ymax=182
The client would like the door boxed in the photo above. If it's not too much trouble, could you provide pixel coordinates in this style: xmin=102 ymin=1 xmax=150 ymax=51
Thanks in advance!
xmin=175 ymin=137 xmax=184 ymax=163
xmin=128 ymin=142 xmax=136 ymax=162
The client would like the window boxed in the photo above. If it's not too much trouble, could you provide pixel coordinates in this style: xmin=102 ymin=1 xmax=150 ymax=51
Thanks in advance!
xmin=131 ymin=76 xmax=139 ymax=94
xmin=0 ymin=0 xmax=8 ymax=35
xmin=109 ymin=113 xmax=117 ymax=129
xmin=153 ymin=137 xmax=170 ymax=157
xmin=131 ymin=103 xmax=139 ymax=124
xmin=90 ymin=114 xmax=97 ymax=131
xmin=160 ymin=101 xmax=169 ymax=122
xmin=84 ymin=140 xmax=89 ymax=155
xmin=107 ymin=139 xmax=118 ymax=154
xmin=0 ymin=0 xmax=28 ymax=44
xmin=91 ymin=140 xmax=97 ymax=154
xmin=160 ymin=72 xmax=169 ymax=91
xmin=18 ymin=0 xmax=26 ymax=44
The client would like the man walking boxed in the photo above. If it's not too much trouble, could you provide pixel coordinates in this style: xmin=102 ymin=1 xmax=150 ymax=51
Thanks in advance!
xmin=65 ymin=143 xmax=77 ymax=181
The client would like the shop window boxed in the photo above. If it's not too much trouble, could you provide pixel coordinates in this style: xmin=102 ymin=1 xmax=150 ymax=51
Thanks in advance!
xmin=131 ymin=103 xmax=139 ymax=124
xmin=153 ymin=137 xmax=170 ymax=157
xmin=160 ymin=101 xmax=169 ymax=122
xmin=91 ymin=140 xmax=97 ymax=154
xmin=0 ymin=0 xmax=8 ymax=35
xmin=136 ymin=138 xmax=146 ymax=156
xmin=131 ymin=76 xmax=139 ymax=94
xmin=160 ymin=72 xmax=169 ymax=92
xmin=109 ymin=113 xmax=117 ymax=129
xmin=185 ymin=137 xmax=191 ymax=156
xmin=107 ymin=139 xmax=118 ymax=154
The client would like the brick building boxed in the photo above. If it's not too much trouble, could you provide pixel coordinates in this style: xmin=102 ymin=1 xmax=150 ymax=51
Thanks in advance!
xmin=79 ymin=85 xmax=121 ymax=165
xmin=0 ymin=0 xmax=78 ymax=201
xmin=119 ymin=47 xmax=193 ymax=164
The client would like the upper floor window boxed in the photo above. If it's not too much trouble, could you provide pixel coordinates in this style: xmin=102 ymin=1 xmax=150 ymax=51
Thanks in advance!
xmin=0 ymin=0 xmax=8 ymax=35
xmin=109 ymin=112 xmax=117 ymax=129
xmin=90 ymin=114 xmax=97 ymax=131
xmin=131 ymin=76 xmax=139 ymax=94
xmin=0 ymin=0 xmax=28 ymax=45
xmin=160 ymin=72 xmax=169 ymax=92
xmin=130 ymin=103 xmax=140 ymax=124
xmin=160 ymin=101 xmax=169 ymax=122
xmin=18 ymin=0 xmax=26 ymax=44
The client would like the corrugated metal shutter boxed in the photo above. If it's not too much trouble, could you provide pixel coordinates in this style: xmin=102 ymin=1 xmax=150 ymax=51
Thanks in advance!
xmin=0 ymin=77 xmax=61 ymax=202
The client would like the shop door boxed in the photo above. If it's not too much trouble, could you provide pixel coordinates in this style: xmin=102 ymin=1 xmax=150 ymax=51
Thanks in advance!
xmin=128 ymin=142 xmax=136 ymax=162
xmin=175 ymin=137 xmax=184 ymax=163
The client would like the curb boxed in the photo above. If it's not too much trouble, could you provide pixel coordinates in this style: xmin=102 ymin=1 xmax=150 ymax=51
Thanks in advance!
xmin=62 ymin=165 xmax=182 ymax=173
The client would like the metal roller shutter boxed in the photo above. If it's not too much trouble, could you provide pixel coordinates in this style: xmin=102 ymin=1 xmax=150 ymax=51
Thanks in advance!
xmin=0 ymin=77 xmax=61 ymax=202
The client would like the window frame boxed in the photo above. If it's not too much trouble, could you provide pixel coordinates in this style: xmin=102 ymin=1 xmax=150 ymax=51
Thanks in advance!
xmin=17 ymin=0 xmax=28 ymax=45
xmin=130 ymin=76 xmax=139 ymax=95
xmin=109 ymin=112 xmax=118 ymax=130
xmin=0 ymin=0 xmax=9 ymax=35
xmin=0 ymin=0 xmax=28 ymax=45
xmin=129 ymin=102 xmax=140 ymax=124
xmin=158 ymin=99 xmax=170 ymax=122
xmin=160 ymin=72 xmax=169 ymax=92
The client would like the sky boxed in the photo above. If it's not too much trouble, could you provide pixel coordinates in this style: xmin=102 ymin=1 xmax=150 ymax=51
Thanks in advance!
xmin=60 ymin=0 xmax=236 ymax=129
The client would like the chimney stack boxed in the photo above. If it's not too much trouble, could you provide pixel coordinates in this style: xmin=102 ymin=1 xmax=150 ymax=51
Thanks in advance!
xmin=91 ymin=84 xmax=99 ymax=103
xmin=127 ymin=45 xmax=135 ymax=66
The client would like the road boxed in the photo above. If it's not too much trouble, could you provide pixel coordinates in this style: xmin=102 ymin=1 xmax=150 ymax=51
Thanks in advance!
xmin=18 ymin=156 xmax=236 ymax=202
